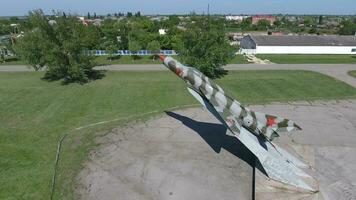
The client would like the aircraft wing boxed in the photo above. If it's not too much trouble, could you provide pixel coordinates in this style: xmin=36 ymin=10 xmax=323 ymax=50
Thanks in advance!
xmin=187 ymin=87 xmax=316 ymax=192
xmin=187 ymin=87 xmax=243 ymax=134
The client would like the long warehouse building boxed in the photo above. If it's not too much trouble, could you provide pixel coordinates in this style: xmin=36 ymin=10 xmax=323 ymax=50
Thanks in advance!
xmin=240 ymin=35 xmax=356 ymax=54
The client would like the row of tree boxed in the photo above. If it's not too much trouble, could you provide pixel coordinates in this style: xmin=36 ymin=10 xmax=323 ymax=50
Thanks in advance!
xmin=98 ymin=15 xmax=183 ymax=52
xmin=14 ymin=10 xmax=234 ymax=83
xmin=14 ymin=11 xmax=354 ymax=84
xmin=339 ymin=19 xmax=356 ymax=35
xmin=86 ymin=11 xmax=141 ymax=19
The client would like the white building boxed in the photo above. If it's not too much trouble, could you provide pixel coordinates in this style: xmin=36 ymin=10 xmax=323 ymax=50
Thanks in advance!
xmin=225 ymin=15 xmax=249 ymax=21
xmin=159 ymin=29 xmax=167 ymax=35
xmin=240 ymin=35 xmax=356 ymax=55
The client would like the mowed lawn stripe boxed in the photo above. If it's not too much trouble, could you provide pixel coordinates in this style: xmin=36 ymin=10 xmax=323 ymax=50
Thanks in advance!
xmin=0 ymin=70 xmax=355 ymax=199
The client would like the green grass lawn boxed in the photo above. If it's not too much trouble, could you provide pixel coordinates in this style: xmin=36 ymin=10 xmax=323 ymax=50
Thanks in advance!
xmin=229 ymin=54 xmax=251 ymax=64
xmin=1 ymin=71 xmax=356 ymax=200
xmin=256 ymin=54 xmax=356 ymax=64
xmin=348 ymin=70 xmax=356 ymax=78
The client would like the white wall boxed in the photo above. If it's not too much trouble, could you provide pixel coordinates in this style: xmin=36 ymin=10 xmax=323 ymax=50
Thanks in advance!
xmin=239 ymin=49 xmax=256 ymax=54
xmin=256 ymin=46 xmax=356 ymax=54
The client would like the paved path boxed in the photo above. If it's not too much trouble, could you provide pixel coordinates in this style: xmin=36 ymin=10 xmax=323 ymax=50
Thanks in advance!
xmin=1 ymin=64 xmax=356 ymax=87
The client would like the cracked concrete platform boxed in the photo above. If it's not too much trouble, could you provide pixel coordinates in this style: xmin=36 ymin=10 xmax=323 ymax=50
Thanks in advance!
xmin=77 ymin=100 xmax=356 ymax=200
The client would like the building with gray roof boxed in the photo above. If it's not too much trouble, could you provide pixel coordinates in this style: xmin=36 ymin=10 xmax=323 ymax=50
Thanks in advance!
xmin=240 ymin=35 xmax=356 ymax=54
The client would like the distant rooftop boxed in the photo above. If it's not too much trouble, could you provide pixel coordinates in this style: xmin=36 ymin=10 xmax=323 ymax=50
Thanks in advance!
xmin=250 ymin=35 xmax=356 ymax=46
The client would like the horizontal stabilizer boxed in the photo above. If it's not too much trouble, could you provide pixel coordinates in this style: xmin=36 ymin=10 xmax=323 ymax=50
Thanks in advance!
xmin=254 ymin=111 xmax=302 ymax=135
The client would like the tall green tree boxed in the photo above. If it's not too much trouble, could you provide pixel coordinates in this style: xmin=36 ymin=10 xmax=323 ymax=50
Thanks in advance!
xmin=128 ymin=39 xmax=141 ymax=60
xmin=318 ymin=15 xmax=323 ymax=24
xmin=14 ymin=10 xmax=102 ymax=84
xmin=240 ymin=17 xmax=252 ymax=30
xmin=135 ymin=11 xmax=141 ymax=17
xmin=117 ymin=20 xmax=131 ymax=49
xmin=106 ymin=43 xmax=117 ymax=61
xmin=147 ymin=40 xmax=161 ymax=60
xmin=0 ymin=47 xmax=5 ymax=63
xmin=179 ymin=16 xmax=234 ymax=78
xmin=339 ymin=20 xmax=356 ymax=35
xmin=273 ymin=20 xmax=282 ymax=27
xmin=256 ymin=19 xmax=271 ymax=30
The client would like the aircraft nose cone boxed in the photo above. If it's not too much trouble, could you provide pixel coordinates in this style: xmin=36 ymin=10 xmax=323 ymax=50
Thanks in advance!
xmin=159 ymin=55 xmax=166 ymax=61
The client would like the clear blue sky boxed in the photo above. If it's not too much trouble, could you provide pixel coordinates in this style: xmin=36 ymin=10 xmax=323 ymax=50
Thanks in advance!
xmin=1 ymin=0 xmax=355 ymax=16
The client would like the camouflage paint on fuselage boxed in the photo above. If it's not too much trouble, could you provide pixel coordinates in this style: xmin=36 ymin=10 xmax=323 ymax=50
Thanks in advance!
xmin=161 ymin=56 xmax=301 ymax=141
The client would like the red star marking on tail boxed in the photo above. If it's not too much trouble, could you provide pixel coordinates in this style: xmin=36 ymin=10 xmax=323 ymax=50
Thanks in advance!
xmin=267 ymin=118 xmax=277 ymax=127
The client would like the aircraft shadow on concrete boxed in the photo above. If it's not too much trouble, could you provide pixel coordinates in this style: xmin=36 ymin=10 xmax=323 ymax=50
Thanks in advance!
xmin=165 ymin=111 xmax=267 ymax=177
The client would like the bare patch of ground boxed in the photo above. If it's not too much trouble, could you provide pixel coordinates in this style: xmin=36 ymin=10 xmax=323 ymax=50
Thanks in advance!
xmin=245 ymin=54 xmax=274 ymax=64
xmin=77 ymin=100 xmax=356 ymax=200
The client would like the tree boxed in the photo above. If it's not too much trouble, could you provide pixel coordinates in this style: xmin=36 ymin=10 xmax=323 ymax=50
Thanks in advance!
xmin=339 ymin=20 xmax=356 ymax=35
xmin=100 ymin=19 xmax=120 ymax=48
xmin=87 ymin=12 xmax=91 ymax=19
xmin=303 ymin=16 xmax=315 ymax=27
xmin=9 ymin=17 xmax=19 ymax=23
xmin=318 ymin=15 xmax=323 ymax=24
xmin=240 ymin=17 xmax=252 ymax=30
xmin=256 ymin=19 xmax=270 ymax=30
xmin=14 ymin=10 xmax=102 ymax=84
xmin=273 ymin=20 xmax=281 ymax=27
xmin=135 ymin=11 xmax=141 ymax=17
xmin=128 ymin=39 xmax=141 ymax=60
xmin=106 ymin=43 xmax=117 ymax=61
xmin=309 ymin=27 xmax=318 ymax=34
xmin=163 ymin=15 xmax=180 ymax=28
xmin=170 ymin=35 xmax=183 ymax=51
xmin=117 ymin=21 xmax=131 ymax=49
xmin=179 ymin=16 xmax=234 ymax=78
xmin=0 ymin=25 xmax=11 ymax=35
xmin=147 ymin=40 xmax=161 ymax=60
xmin=0 ymin=48 xmax=5 ymax=63
xmin=13 ymin=31 xmax=46 ymax=70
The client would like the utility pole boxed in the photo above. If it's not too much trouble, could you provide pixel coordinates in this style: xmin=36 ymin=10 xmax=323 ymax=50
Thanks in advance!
xmin=207 ymin=4 xmax=210 ymax=16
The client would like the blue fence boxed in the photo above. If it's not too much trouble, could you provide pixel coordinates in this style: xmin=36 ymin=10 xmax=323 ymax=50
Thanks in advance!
xmin=84 ymin=50 xmax=178 ymax=56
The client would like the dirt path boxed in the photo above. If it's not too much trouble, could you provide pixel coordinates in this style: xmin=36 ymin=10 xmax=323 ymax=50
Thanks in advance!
xmin=77 ymin=100 xmax=356 ymax=200
xmin=245 ymin=54 xmax=274 ymax=64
